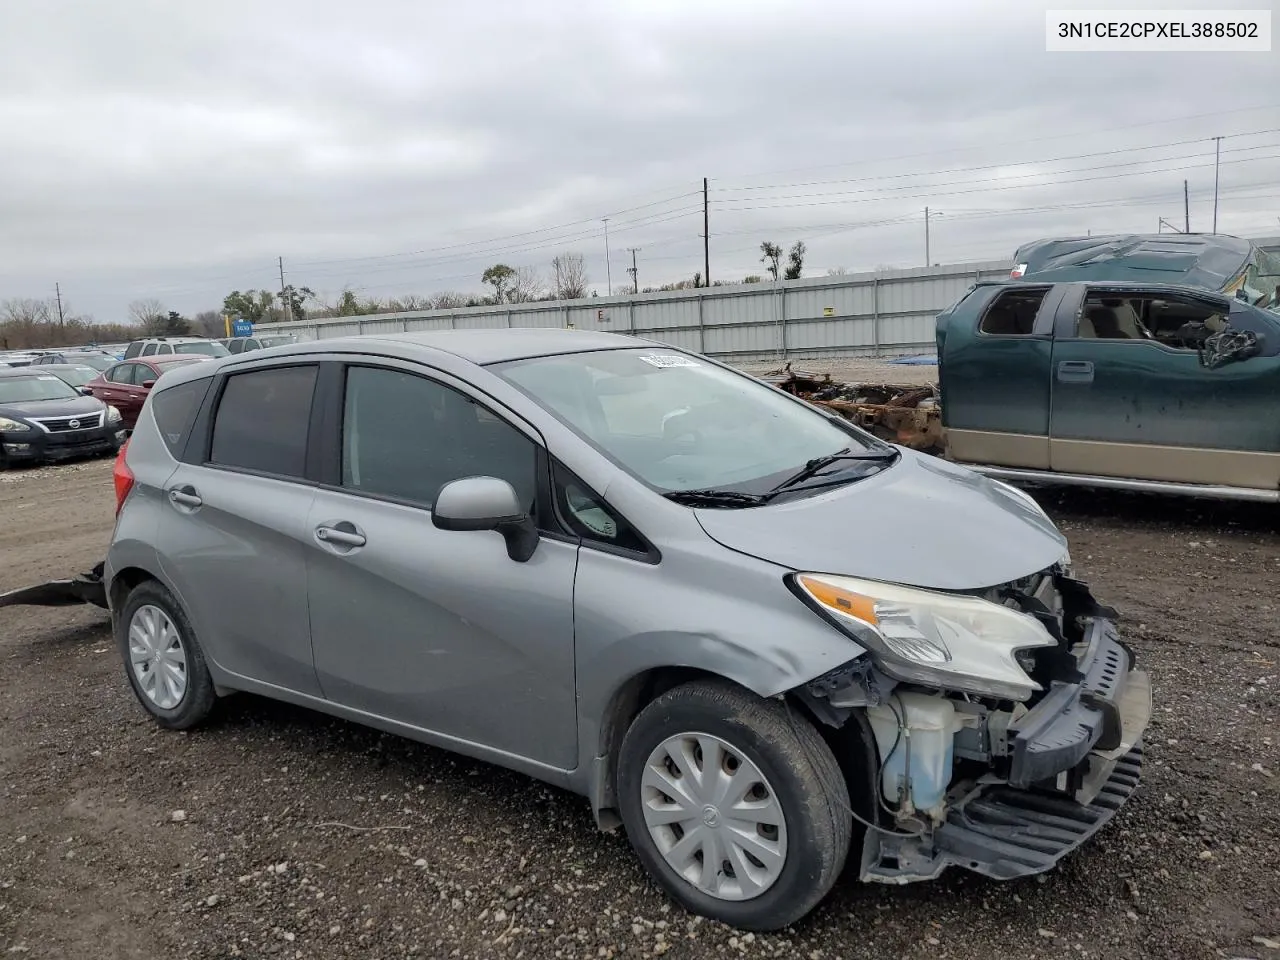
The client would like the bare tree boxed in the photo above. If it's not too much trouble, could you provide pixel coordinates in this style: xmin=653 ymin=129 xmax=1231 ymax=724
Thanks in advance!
xmin=760 ymin=242 xmax=783 ymax=281
xmin=193 ymin=310 xmax=225 ymax=338
xmin=510 ymin=267 xmax=545 ymax=303
xmin=826 ymin=266 xmax=849 ymax=277
xmin=431 ymin=291 xmax=478 ymax=309
xmin=129 ymin=298 xmax=167 ymax=327
xmin=1 ymin=298 xmax=52 ymax=325
xmin=395 ymin=294 xmax=431 ymax=310
xmin=550 ymin=252 xmax=589 ymax=299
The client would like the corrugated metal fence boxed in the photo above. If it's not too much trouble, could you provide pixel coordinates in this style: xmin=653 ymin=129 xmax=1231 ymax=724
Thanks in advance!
xmin=256 ymin=259 xmax=1013 ymax=362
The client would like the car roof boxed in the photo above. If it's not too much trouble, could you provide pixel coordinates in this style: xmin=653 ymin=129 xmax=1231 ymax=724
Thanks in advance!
xmin=141 ymin=355 xmax=208 ymax=366
xmin=20 ymin=362 xmax=97 ymax=371
xmin=1011 ymin=233 xmax=1252 ymax=290
xmin=279 ymin=328 xmax=651 ymax=365
xmin=0 ymin=367 xmax=75 ymax=378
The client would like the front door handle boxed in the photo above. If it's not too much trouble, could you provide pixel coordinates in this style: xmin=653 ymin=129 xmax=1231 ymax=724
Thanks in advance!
xmin=1056 ymin=360 xmax=1095 ymax=384
xmin=167 ymin=486 xmax=203 ymax=508
xmin=315 ymin=523 xmax=367 ymax=549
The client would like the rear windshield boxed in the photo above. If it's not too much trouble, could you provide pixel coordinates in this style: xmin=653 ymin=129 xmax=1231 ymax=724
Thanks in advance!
xmin=258 ymin=336 xmax=297 ymax=348
xmin=0 ymin=375 xmax=79 ymax=403
xmin=175 ymin=342 xmax=230 ymax=357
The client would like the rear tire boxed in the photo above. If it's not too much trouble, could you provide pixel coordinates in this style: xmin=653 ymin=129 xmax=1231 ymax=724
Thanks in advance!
xmin=616 ymin=679 xmax=851 ymax=931
xmin=117 ymin=580 xmax=215 ymax=730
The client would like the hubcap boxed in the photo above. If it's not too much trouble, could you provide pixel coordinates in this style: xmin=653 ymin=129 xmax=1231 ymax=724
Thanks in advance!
xmin=128 ymin=604 xmax=187 ymax=710
xmin=640 ymin=733 xmax=787 ymax=901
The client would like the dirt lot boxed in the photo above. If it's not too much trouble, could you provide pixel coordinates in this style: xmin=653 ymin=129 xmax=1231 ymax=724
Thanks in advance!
xmin=2 ymin=445 xmax=1278 ymax=959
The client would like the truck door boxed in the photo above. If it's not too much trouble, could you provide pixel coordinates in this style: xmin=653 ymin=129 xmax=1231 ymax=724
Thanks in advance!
xmin=940 ymin=284 xmax=1060 ymax=469
xmin=1047 ymin=285 xmax=1280 ymax=489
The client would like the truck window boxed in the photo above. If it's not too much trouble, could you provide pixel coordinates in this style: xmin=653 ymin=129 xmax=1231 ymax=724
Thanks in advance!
xmin=978 ymin=288 xmax=1049 ymax=336
xmin=1076 ymin=291 xmax=1226 ymax=350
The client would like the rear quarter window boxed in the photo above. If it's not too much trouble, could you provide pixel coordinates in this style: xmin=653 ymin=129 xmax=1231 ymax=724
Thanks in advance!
xmin=151 ymin=378 xmax=213 ymax=456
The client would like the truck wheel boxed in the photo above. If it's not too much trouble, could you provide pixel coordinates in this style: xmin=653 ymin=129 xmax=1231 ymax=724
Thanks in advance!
xmin=117 ymin=580 xmax=215 ymax=730
xmin=616 ymin=679 xmax=851 ymax=931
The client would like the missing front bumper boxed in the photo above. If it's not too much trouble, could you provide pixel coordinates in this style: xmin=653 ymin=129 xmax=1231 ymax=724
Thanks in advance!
xmin=860 ymin=742 xmax=1144 ymax=883
xmin=0 ymin=562 xmax=107 ymax=610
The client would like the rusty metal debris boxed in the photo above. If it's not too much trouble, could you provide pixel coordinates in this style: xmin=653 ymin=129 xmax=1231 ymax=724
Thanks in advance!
xmin=761 ymin=363 xmax=943 ymax=453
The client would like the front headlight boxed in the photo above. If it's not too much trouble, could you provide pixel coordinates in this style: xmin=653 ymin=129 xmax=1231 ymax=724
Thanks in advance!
xmin=0 ymin=416 xmax=31 ymax=432
xmin=106 ymin=405 xmax=122 ymax=423
xmin=792 ymin=573 xmax=1057 ymax=701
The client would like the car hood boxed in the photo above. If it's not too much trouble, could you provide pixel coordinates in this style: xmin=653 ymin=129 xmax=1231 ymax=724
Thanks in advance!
xmin=693 ymin=449 xmax=1068 ymax=591
xmin=0 ymin=395 xmax=105 ymax=420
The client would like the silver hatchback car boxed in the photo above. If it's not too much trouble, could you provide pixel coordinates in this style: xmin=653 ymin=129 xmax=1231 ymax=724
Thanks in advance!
xmin=106 ymin=329 xmax=1151 ymax=931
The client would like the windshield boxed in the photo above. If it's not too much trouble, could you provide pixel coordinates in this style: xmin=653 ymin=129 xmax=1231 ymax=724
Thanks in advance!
xmin=0 ymin=374 xmax=79 ymax=403
xmin=1242 ymin=248 xmax=1280 ymax=312
xmin=175 ymin=341 xmax=230 ymax=357
xmin=76 ymin=355 xmax=114 ymax=371
xmin=259 ymin=336 xmax=296 ymax=348
xmin=495 ymin=347 xmax=884 ymax=494
xmin=54 ymin=367 xmax=98 ymax=386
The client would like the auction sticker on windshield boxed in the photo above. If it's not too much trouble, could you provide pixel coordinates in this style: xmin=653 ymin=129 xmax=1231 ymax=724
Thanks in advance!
xmin=637 ymin=354 xmax=699 ymax=368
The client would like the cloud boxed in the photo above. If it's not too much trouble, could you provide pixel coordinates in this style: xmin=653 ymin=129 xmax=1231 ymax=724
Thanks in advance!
xmin=0 ymin=0 xmax=1275 ymax=318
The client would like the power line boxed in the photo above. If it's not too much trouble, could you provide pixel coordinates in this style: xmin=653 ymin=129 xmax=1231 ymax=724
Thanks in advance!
xmin=714 ymin=102 xmax=1280 ymax=183
xmin=713 ymin=153 xmax=1280 ymax=213
xmin=716 ymin=132 xmax=1280 ymax=197
xmin=288 ymin=189 xmax=702 ymax=270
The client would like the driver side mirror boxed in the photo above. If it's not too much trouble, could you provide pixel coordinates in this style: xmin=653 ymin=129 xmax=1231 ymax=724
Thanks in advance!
xmin=431 ymin=476 xmax=538 ymax=562
xmin=142 ymin=379 xmax=156 ymax=389
xmin=78 ymin=387 xmax=94 ymax=396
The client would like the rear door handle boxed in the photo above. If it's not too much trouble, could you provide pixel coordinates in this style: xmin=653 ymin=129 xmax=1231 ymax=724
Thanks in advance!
xmin=167 ymin=487 xmax=203 ymax=508
xmin=315 ymin=523 xmax=367 ymax=549
xmin=1056 ymin=360 xmax=1094 ymax=383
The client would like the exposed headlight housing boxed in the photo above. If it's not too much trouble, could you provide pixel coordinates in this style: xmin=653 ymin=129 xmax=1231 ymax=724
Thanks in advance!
xmin=106 ymin=405 xmax=122 ymax=423
xmin=0 ymin=416 xmax=31 ymax=432
xmin=792 ymin=573 xmax=1057 ymax=701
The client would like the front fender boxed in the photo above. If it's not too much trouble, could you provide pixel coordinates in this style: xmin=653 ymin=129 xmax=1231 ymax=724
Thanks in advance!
xmin=568 ymin=542 xmax=865 ymax=820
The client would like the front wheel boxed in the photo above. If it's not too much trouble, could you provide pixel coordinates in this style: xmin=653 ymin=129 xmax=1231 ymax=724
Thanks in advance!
xmin=616 ymin=679 xmax=851 ymax=931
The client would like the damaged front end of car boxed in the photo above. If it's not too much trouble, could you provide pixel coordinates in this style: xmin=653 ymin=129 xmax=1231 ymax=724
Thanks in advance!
xmin=790 ymin=558 xmax=1151 ymax=884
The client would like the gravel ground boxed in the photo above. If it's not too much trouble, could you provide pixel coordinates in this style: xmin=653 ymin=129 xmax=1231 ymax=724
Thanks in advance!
xmin=1 ymin=443 xmax=1278 ymax=959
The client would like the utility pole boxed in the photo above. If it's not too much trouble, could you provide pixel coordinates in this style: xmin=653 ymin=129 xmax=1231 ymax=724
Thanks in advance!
xmin=54 ymin=283 xmax=65 ymax=328
xmin=1184 ymin=179 xmax=1190 ymax=233
xmin=924 ymin=207 xmax=930 ymax=265
xmin=1211 ymin=136 xmax=1222 ymax=233
xmin=626 ymin=247 xmax=641 ymax=294
xmin=702 ymin=177 xmax=710 ymax=287
xmin=602 ymin=219 xmax=612 ymax=296
xmin=278 ymin=256 xmax=288 ymax=322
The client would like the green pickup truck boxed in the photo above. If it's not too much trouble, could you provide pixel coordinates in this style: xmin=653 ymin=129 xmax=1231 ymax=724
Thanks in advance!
xmin=931 ymin=275 xmax=1280 ymax=502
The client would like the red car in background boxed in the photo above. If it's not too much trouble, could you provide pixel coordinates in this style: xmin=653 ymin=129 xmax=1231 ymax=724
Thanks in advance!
xmin=84 ymin=356 xmax=209 ymax=428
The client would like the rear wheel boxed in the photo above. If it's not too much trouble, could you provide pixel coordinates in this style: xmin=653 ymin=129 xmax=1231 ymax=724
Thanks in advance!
xmin=616 ymin=679 xmax=851 ymax=931
xmin=117 ymin=580 xmax=215 ymax=730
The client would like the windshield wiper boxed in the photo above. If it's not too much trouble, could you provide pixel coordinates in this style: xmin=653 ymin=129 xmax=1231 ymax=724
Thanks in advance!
xmin=768 ymin=447 xmax=899 ymax=495
xmin=663 ymin=488 xmax=768 ymax=508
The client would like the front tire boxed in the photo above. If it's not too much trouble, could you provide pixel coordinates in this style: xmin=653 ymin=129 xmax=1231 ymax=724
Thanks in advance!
xmin=117 ymin=580 xmax=215 ymax=730
xmin=616 ymin=679 xmax=851 ymax=931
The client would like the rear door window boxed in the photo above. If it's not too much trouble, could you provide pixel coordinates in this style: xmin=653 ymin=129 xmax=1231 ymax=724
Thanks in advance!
xmin=107 ymin=363 xmax=137 ymax=385
xmin=209 ymin=365 xmax=318 ymax=479
xmin=978 ymin=288 xmax=1050 ymax=336
xmin=140 ymin=343 xmax=158 ymax=356
xmin=151 ymin=378 xmax=213 ymax=456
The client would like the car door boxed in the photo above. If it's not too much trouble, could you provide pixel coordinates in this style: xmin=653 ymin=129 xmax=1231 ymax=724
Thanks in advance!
xmin=1048 ymin=285 xmax=1280 ymax=488
xmin=938 ymin=284 xmax=1062 ymax=469
xmin=304 ymin=359 xmax=581 ymax=770
xmin=94 ymin=362 xmax=135 ymax=409
xmin=154 ymin=361 xmax=324 ymax=696
xmin=113 ymin=363 xmax=150 ymax=425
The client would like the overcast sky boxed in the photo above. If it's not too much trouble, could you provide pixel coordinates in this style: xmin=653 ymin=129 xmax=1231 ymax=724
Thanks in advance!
xmin=1 ymin=0 xmax=1276 ymax=321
